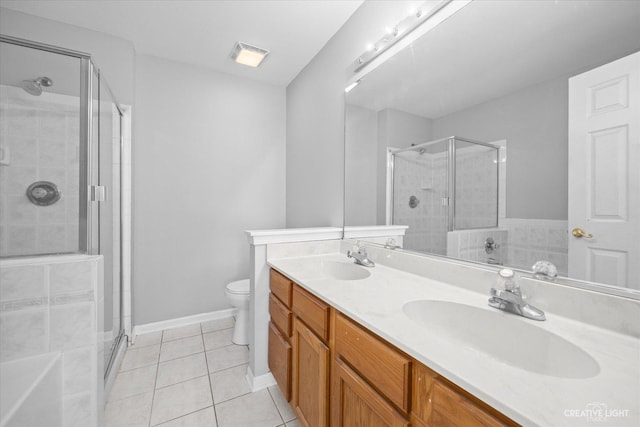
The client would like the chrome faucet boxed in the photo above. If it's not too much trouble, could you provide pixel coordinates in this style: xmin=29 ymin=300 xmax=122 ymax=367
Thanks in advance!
xmin=384 ymin=238 xmax=401 ymax=250
xmin=488 ymin=269 xmax=545 ymax=321
xmin=347 ymin=245 xmax=375 ymax=267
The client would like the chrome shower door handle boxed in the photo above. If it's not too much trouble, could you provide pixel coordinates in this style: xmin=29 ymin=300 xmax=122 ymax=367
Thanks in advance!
xmin=90 ymin=185 xmax=107 ymax=202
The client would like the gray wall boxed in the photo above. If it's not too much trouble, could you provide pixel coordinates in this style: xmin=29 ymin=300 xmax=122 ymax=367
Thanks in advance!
xmin=345 ymin=105 xmax=378 ymax=225
xmin=0 ymin=7 xmax=135 ymax=105
xmin=432 ymin=75 xmax=568 ymax=220
xmin=285 ymin=1 xmax=418 ymax=227
xmin=133 ymin=54 xmax=286 ymax=324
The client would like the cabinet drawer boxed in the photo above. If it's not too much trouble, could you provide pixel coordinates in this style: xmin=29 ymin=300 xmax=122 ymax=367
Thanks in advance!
xmin=429 ymin=380 xmax=513 ymax=427
xmin=268 ymin=322 xmax=292 ymax=401
xmin=270 ymin=293 xmax=293 ymax=337
xmin=270 ymin=269 xmax=292 ymax=307
xmin=335 ymin=313 xmax=411 ymax=413
xmin=292 ymin=285 xmax=330 ymax=342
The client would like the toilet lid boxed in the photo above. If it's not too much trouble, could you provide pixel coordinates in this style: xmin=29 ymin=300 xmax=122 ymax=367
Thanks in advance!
xmin=226 ymin=279 xmax=250 ymax=295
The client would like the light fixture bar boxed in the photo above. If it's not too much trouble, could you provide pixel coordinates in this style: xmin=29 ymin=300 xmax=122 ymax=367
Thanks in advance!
xmin=231 ymin=42 xmax=270 ymax=68
xmin=349 ymin=0 xmax=453 ymax=74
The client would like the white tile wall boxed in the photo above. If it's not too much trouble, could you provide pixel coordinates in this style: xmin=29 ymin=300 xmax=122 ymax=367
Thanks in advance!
xmin=393 ymin=153 xmax=448 ymax=255
xmin=0 ymin=255 xmax=102 ymax=427
xmin=454 ymin=147 xmax=499 ymax=229
xmin=501 ymin=218 xmax=569 ymax=275
xmin=393 ymin=143 xmax=499 ymax=255
xmin=0 ymin=85 xmax=81 ymax=256
xmin=447 ymin=228 xmax=508 ymax=265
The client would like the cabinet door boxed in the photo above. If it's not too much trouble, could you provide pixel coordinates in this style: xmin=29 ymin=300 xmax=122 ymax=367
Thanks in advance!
xmin=333 ymin=358 xmax=409 ymax=427
xmin=268 ymin=322 xmax=291 ymax=401
xmin=292 ymin=318 xmax=330 ymax=427
xmin=412 ymin=362 xmax=516 ymax=427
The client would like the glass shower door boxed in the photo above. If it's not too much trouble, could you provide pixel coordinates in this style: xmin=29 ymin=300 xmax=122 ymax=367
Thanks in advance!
xmin=392 ymin=139 xmax=450 ymax=255
xmin=453 ymin=139 xmax=499 ymax=230
xmin=0 ymin=41 xmax=84 ymax=256
xmin=92 ymin=68 xmax=124 ymax=378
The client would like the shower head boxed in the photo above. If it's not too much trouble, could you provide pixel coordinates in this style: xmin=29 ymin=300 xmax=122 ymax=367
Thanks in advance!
xmin=20 ymin=76 xmax=53 ymax=96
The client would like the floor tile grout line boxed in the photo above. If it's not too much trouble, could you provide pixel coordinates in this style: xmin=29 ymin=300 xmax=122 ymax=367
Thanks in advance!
xmin=201 ymin=324 xmax=220 ymax=427
xmin=148 ymin=330 xmax=163 ymax=427
xmin=129 ymin=339 xmax=163 ymax=349
xmin=267 ymin=387 xmax=287 ymax=426
xmin=156 ymin=348 xmax=207 ymax=367
xmin=204 ymin=341 xmax=237 ymax=353
xmin=153 ymin=405 xmax=216 ymax=427
xmin=155 ymin=372 xmax=211 ymax=391
xmin=159 ymin=347 xmax=205 ymax=364
xmin=212 ymin=390 xmax=253 ymax=405
xmin=119 ymin=343 xmax=162 ymax=372
xmin=161 ymin=331 xmax=202 ymax=343
xmin=106 ymin=386 xmax=157 ymax=404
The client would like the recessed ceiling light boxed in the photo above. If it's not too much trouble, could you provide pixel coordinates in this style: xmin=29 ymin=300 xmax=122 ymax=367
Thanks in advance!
xmin=230 ymin=42 xmax=270 ymax=68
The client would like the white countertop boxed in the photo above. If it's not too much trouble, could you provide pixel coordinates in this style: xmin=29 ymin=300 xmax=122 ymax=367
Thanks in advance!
xmin=268 ymin=252 xmax=640 ymax=427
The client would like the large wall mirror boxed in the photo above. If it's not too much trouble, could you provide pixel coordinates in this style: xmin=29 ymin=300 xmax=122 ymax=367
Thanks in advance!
xmin=344 ymin=0 xmax=640 ymax=294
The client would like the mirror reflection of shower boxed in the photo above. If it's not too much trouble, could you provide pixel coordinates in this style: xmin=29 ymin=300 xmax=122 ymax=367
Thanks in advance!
xmin=20 ymin=75 xmax=53 ymax=96
xmin=388 ymin=136 xmax=501 ymax=261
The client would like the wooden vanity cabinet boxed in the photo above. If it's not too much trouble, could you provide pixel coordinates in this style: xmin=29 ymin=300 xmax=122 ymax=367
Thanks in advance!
xmin=291 ymin=283 xmax=331 ymax=427
xmin=268 ymin=270 xmax=293 ymax=401
xmin=292 ymin=316 xmax=330 ymax=427
xmin=333 ymin=358 xmax=409 ymax=427
xmin=333 ymin=312 xmax=411 ymax=427
xmin=412 ymin=362 xmax=518 ymax=427
xmin=268 ymin=268 xmax=518 ymax=427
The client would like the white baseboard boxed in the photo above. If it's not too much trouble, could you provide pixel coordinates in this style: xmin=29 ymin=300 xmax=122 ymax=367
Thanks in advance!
xmin=246 ymin=365 xmax=276 ymax=392
xmin=132 ymin=308 xmax=237 ymax=341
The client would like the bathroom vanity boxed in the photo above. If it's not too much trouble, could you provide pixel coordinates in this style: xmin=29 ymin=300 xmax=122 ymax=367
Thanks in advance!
xmin=268 ymin=268 xmax=515 ymax=426
xmin=266 ymin=241 xmax=640 ymax=427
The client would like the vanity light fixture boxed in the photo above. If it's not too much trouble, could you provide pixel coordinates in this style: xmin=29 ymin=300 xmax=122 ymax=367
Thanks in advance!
xmin=345 ymin=80 xmax=360 ymax=93
xmin=230 ymin=42 xmax=270 ymax=68
xmin=349 ymin=0 xmax=469 ymax=75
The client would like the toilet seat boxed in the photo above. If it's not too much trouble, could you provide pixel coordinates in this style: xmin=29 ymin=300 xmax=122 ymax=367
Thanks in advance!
xmin=226 ymin=279 xmax=250 ymax=295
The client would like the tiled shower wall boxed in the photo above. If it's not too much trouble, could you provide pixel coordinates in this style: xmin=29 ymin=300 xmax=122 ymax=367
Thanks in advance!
xmin=0 ymin=255 xmax=103 ymax=427
xmin=447 ymin=228 xmax=508 ymax=265
xmin=392 ymin=144 xmax=498 ymax=255
xmin=393 ymin=153 xmax=447 ymax=255
xmin=454 ymin=147 xmax=498 ymax=229
xmin=0 ymin=86 xmax=81 ymax=256
xmin=501 ymin=218 xmax=569 ymax=276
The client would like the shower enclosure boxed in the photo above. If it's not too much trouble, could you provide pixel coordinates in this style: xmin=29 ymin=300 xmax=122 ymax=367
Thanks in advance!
xmin=0 ymin=35 xmax=126 ymax=424
xmin=388 ymin=136 xmax=500 ymax=255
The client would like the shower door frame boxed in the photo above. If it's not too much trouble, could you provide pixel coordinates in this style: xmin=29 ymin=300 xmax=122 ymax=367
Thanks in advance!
xmin=0 ymin=35 xmax=127 ymax=379
xmin=387 ymin=136 xmax=501 ymax=231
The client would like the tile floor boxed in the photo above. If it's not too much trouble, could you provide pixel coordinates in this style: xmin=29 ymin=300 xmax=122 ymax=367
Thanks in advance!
xmin=105 ymin=317 xmax=299 ymax=427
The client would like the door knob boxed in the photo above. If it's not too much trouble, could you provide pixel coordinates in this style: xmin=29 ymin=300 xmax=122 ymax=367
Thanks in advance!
xmin=572 ymin=227 xmax=594 ymax=238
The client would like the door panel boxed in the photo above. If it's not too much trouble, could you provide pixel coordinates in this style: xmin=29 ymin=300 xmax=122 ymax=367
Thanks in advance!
xmin=568 ymin=51 xmax=640 ymax=289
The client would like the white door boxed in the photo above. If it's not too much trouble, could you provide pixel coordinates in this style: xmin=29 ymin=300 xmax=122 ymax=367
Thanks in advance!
xmin=568 ymin=51 xmax=640 ymax=289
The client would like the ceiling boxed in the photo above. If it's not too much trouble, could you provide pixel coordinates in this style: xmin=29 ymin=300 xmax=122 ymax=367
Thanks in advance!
xmin=0 ymin=0 xmax=364 ymax=86
xmin=347 ymin=0 xmax=640 ymax=118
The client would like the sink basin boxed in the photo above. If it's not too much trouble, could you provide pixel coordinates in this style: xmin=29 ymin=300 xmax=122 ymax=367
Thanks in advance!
xmin=321 ymin=261 xmax=371 ymax=281
xmin=403 ymin=300 xmax=600 ymax=378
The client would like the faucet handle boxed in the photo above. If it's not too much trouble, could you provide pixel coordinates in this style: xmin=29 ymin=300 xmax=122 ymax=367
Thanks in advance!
xmin=532 ymin=261 xmax=557 ymax=281
xmin=497 ymin=268 xmax=517 ymax=291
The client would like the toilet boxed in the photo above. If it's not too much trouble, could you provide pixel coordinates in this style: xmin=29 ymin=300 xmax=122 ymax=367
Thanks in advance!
xmin=225 ymin=279 xmax=250 ymax=345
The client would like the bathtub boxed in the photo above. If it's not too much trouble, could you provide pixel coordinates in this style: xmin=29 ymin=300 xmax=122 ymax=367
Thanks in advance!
xmin=0 ymin=353 xmax=63 ymax=427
